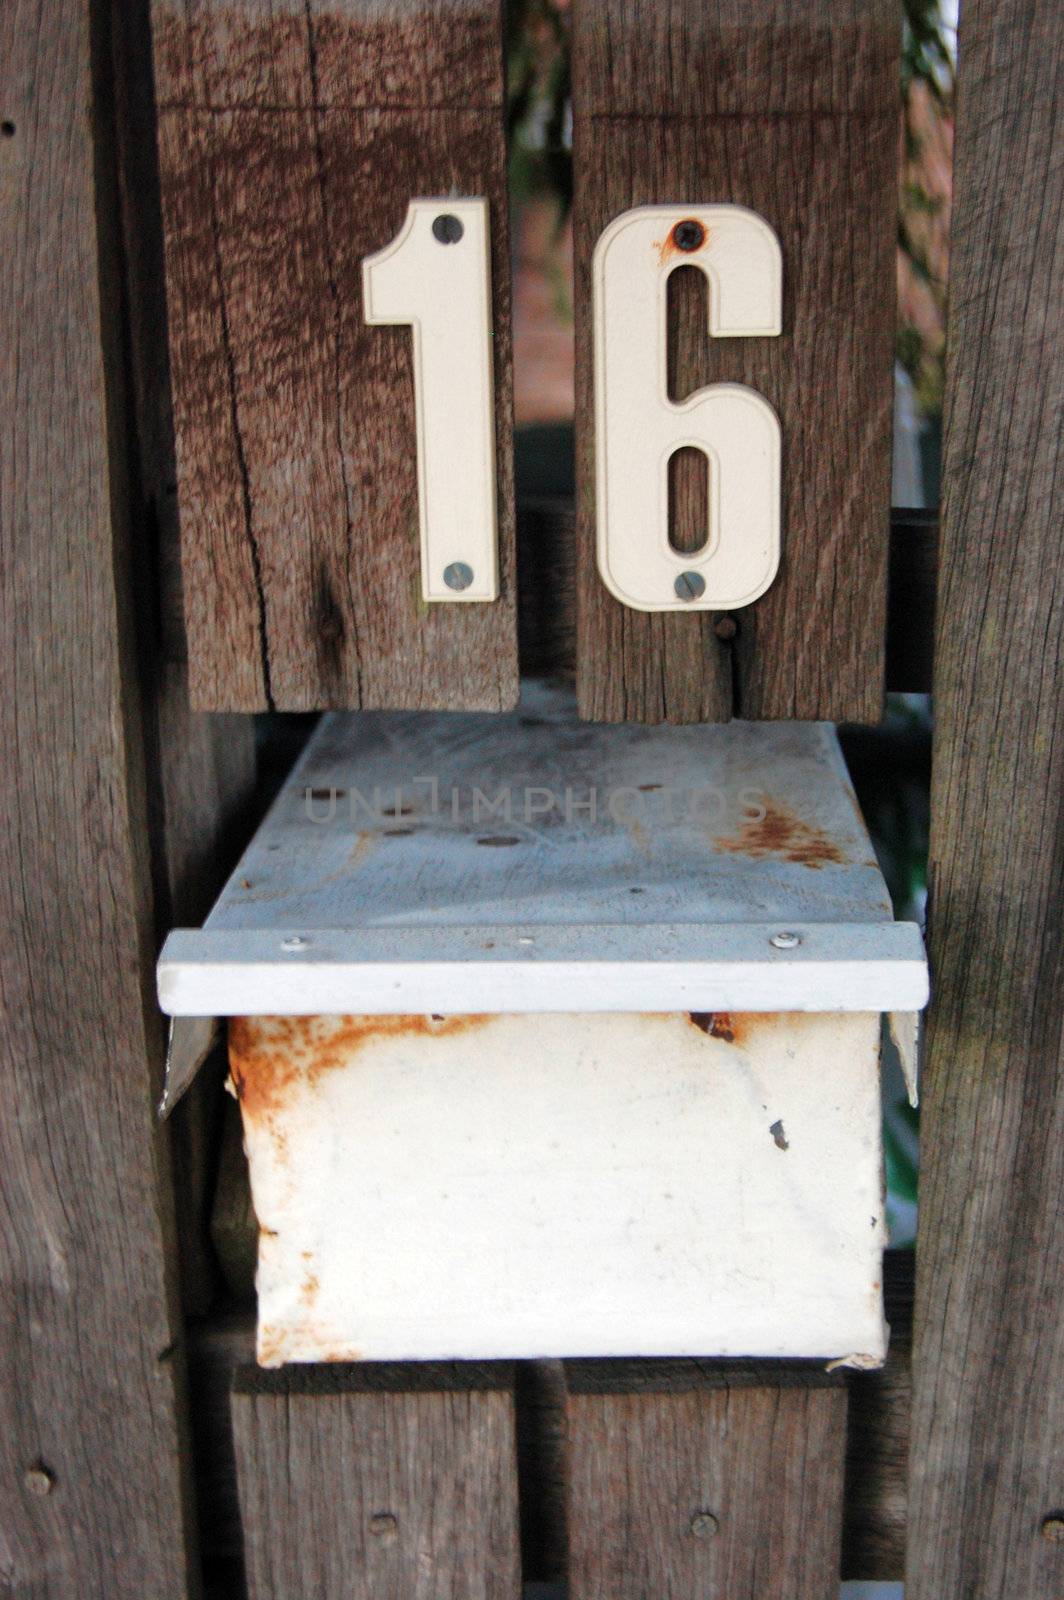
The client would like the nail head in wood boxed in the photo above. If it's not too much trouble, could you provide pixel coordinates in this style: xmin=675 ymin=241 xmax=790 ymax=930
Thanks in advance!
xmin=689 ymin=1510 xmax=720 ymax=1539
xmin=1041 ymin=1515 xmax=1064 ymax=1544
xmin=369 ymin=1511 xmax=399 ymax=1542
xmin=24 ymin=1464 xmax=55 ymax=1497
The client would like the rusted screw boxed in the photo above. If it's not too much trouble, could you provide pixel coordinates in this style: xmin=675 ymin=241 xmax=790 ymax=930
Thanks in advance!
xmin=432 ymin=214 xmax=464 ymax=244
xmin=1042 ymin=1514 xmax=1064 ymax=1543
xmin=673 ymin=220 xmax=705 ymax=252
xmin=714 ymin=615 xmax=738 ymax=641
xmin=675 ymin=570 xmax=706 ymax=601
xmin=369 ymin=1511 xmax=399 ymax=1542
xmin=443 ymin=561 xmax=474 ymax=591
xmin=689 ymin=1510 xmax=720 ymax=1539
xmin=24 ymin=1464 xmax=54 ymax=1497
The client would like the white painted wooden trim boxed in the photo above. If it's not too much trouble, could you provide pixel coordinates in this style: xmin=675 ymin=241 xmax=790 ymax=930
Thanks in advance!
xmin=158 ymin=920 xmax=928 ymax=1017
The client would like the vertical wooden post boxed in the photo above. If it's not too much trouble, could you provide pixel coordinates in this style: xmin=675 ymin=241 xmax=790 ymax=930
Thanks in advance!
xmin=150 ymin=0 xmax=518 ymax=713
xmin=907 ymin=4 xmax=1064 ymax=1597
xmin=565 ymin=1361 xmax=848 ymax=1598
xmin=572 ymin=0 xmax=898 ymax=723
xmin=231 ymin=1363 xmax=523 ymax=1600
xmin=0 ymin=0 xmax=196 ymax=1592
xmin=110 ymin=0 xmax=259 ymax=1314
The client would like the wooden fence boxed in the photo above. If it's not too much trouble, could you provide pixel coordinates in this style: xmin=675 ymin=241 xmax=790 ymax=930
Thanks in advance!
xmin=1 ymin=1 xmax=1060 ymax=1596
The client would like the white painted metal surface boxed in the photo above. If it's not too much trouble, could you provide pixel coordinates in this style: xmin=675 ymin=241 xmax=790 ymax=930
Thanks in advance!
xmin=236 ymin=1010 xmax=888 ymax=1366
xmin=593 ymin=204 xmax=782 ymax=611
xmin=157 ymin=682 xmax=928 ymax=1018
xmin=362 ymin=197 xmax=498 ymax=601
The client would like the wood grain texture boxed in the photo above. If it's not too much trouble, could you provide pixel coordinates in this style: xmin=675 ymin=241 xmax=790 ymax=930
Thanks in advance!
xmin=231 ymin=1363 xmax=522 ymax=1599
xmin=0 ymin=1 xmax=195 ymax=1592
xmin=565 ymin=1361 xmax=847 ymax=1598
xmin=152 ymin=0 xmax=517 ymax=712
xmin=907 ymin=4 xmax=1064 ymax=1597
xmin=112 ymin=0 xmax=259 ymax=1316
xmin=573 ymin=0 xmax=897 ymax=723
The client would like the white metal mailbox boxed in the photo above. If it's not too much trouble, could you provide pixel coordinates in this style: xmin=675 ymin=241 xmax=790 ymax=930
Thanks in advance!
xmin=158 ymin=683 xmax=927 ymax=1368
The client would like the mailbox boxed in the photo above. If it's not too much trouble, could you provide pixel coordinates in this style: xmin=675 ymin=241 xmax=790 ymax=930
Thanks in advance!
xmin=158 ymin=683 xmax=927 ymax=1367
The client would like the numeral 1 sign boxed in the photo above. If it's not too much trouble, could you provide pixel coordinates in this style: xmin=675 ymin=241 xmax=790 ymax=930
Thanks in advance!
xmin=363 ymin=198 xmax=499 ymax=602
xmin=594 ymin=204 xmax=782 ymax=612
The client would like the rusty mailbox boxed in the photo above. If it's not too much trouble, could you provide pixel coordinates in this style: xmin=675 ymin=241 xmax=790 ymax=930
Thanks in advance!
xmin=158 ymin=683 xmax=927 ymax=1367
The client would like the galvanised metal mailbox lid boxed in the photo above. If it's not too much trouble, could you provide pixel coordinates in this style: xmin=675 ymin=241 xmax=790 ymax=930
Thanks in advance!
xmin=158 ymin=680 xmax=928 ymax=1020
xmin=156 ymin=681 xmax=928 ymax=1367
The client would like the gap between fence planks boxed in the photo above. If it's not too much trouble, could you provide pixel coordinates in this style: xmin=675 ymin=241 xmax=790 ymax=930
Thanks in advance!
xmin=572 ymin=0 xmax=899 ymax=724
xmin=0 ymin=1 xmax=197 ymax=1592
xmin=565 ymin=1360 xmax=848 ymax=1598
xmin=150 ymin=0 xmax=517 ymax=713
xmin=231 ymin=1363 xmax=522 ymax=1600
xmin=907 ymin=2 xmax=1064 ymax=1597
xmin=519 ymin=499 xmax=939 ymax=694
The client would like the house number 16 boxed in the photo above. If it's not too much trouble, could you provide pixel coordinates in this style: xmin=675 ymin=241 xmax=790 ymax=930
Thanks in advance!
xmin=365 ymin=201 xmax=782 ymax=612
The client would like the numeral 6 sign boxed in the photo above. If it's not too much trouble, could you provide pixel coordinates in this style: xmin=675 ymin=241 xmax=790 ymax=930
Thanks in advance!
xmin=366 ymin=200 xmax=782 ymax=612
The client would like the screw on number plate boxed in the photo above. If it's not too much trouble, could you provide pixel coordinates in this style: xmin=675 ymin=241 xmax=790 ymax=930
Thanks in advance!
xmin=444 ymin=562 xmax=474 ymax=591
xmin=675 ymin=571 xmax=706 ymax=602
xmin=673 ymin=219 xmax=706 ymax=252
xmin=770 ymin=931 xmax=801 ymax=950
xmin=281 ymin=935 xmax=308 ymax=952
xmin=432 ymin=213 xmax=464 ymax=245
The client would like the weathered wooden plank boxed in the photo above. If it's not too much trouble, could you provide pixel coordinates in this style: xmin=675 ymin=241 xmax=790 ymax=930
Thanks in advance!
xmin=112 ymin=0 xmax=259 ymax=1316
xmin=0 ymin=1 xmax=196 ymax=1592
xmin=565 ymin=1361 xmax=847 ymax=1598
xmin=572 ymin=0 xmax=897 ymax=723
xmin=231 ymin=1363 xmax=522 ymax=1600
xmin=188 ymin=1253 xmax=918 ymax=1589
xmin=907 ymin=3 xmax=1064 ymax=1597
xmin=151 ymin=0 xmax=517 ymax=712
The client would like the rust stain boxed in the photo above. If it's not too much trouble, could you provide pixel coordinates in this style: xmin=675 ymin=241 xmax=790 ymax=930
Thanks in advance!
xmin=716 ymin=800 xmax=846 ymax=869
xmin=656 ymin=219 xmax=710 ymax=268
xmin=686 ymin=1011 xmax=823 ymax=1049
xmin=689 ymin=1012 xmax=737 ymax=1042
xmin=257 ymin=1322 xmax=363 ymax=1368
xmin=229 ymin=1014 xmax=492 ymax=1123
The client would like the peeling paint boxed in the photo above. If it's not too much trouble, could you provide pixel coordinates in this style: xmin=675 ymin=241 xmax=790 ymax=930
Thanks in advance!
xmin=687 ymin=1011 xmax=821 ymax=1050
